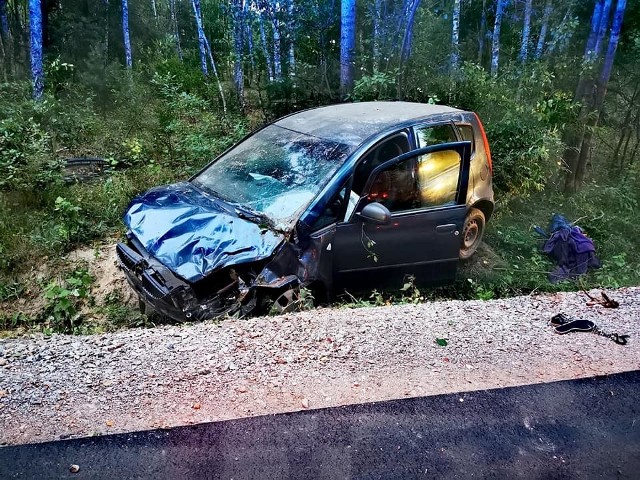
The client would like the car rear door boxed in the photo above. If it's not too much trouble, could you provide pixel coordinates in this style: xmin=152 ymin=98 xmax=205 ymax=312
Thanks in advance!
xmin=332 ymin=141 xmax=472 ymax=292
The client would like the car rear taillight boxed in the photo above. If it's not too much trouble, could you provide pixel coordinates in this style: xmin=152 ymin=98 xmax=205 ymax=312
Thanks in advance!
xmin=473 ymin=113 xmax=492 ymax=174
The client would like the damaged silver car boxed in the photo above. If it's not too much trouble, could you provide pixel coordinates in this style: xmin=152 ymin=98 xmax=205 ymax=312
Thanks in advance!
xmin=116 ymin=101 xmax=494 ymax=321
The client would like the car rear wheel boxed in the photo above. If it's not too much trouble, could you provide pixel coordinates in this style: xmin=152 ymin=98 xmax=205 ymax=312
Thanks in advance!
xmin=460 ymin=208 xmax=485 ymax=260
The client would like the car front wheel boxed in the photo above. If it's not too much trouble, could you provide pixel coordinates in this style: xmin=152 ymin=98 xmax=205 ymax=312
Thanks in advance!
xmin=460 ymin=208 xmax=485 ymax=260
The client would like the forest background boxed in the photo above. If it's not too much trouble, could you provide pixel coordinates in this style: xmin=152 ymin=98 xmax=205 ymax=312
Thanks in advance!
xmin=0 ymin=0 xmax=639 ymax=333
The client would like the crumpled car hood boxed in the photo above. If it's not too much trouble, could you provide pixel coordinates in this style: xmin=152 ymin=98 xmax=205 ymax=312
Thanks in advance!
xmin=123 ymin=182 xmax=285 ymax=282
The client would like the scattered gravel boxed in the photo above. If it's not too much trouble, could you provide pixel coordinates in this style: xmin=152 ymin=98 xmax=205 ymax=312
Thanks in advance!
xmin=1 ymin=287 xmax=639 ymax=446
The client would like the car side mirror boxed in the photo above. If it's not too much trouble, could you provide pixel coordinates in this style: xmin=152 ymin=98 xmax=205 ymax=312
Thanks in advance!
xmin=357 ymin=202 xmax=391 ymax=225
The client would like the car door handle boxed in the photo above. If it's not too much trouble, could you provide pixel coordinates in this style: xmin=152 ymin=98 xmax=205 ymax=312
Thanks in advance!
xmin=436 ymin=224 xmax=459 ymax=235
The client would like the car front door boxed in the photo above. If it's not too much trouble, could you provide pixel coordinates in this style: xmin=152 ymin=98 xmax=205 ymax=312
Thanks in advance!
xmin=332 ymin=141 xmax=472 ymax=292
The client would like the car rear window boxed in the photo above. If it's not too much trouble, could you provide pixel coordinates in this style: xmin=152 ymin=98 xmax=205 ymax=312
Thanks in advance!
xmin=416 ymin=124 xmax=458 ymax=147
xmin=457 ymin=124 xmax=476 ymax=154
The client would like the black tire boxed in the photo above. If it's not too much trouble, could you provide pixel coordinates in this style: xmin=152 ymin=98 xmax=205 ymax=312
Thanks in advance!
xmin=460 ymin=207 xmax=485 ymax=260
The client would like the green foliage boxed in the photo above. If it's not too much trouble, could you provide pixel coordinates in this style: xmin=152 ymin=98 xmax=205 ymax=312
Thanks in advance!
xmin=0 ymin=312 xmax=35 ymax=331
xmin=351 ymin=70 xmax=398 ymax=101
xmin=152 ymin=72 xmax=248 ymax=171
xmin=0 ymin=281 xmax=24 ymax=302
xmin=42 ymin=268 xmax=94 ymax=333
xmin=98 ymin=292 xmax=150 ymax=330
xmin=0 ymin=88 xmax=60 ymax=192
xmin=399 ymin=275 xmax=424 ymax=304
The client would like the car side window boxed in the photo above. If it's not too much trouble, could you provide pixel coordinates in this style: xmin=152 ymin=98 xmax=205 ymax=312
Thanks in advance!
xmin=367 ymin=158 xmax=419 ymax=212
xmin=365 ymin=148 xmax=463 ymax=212
xmin=312 ymin=184 xmax=348 ymax=230
xmin=352 ymin=133 xmax=410 ymax=196
xmin=417 ymin=150 xmax=462 ymax=207
xmin=416 ymin=124 xmax=457 ymax=147
xmin=456 ymin=124 xmax=475 ymax=154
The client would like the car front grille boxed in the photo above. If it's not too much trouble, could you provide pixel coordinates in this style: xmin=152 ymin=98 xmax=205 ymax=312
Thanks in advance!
xmin=116 ymin=242 xmax=143 ymax=272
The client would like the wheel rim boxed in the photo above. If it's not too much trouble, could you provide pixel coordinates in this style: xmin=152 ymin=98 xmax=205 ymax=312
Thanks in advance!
xmin=463 ymin=219 xmax=480 ymax=250
xmin=271 ymin=289 xmax=299 ymax=314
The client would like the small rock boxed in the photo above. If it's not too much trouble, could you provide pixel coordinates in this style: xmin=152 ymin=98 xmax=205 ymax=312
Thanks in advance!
xmin=237 ymin=386 xmax=248 ymax=393
xmin=301 ymin=398 xmax=310 ymax=409
xmin=69 ymin=465 xmax=80 ymax=473
xmin=0 ymin=358 xmax=7 ymax=366
xmin=192 ymin=403 xmax=201 ymax=410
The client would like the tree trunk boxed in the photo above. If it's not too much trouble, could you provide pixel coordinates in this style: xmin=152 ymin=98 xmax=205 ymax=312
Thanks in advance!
xmin=372 ymin=0 xmax=381 ymax=72
xmin=0 ymin=0 xmax=8 ymax=36
xmin=574 ymin=0 xmax=627 ymax=187
xmin=611 ymin=83 xmax=638 ymax=169
xmin=593 ymin=0 xmax=612 ymax=60
xmin=121 ymin=0 xmax=132 ymax=68
xmin=534 ymin=0 xmax=552 ymax=59
xmin=450 ymin=0 xmax=461 ymax=71
xmin=169 ymin=0 xmax=183 ymax=60
xmin=339 ymin=0 xmax=356 ymax=98
xmin=192 ymin=0 xmax=209 ymax=76
xmin=151 ymin=0 xmax=157 ymax=22
xmin=287 ymin=0 xmax=295 ymax=79
xmin=29 ymin=0 xmax=44 ymax=99
xmin=400 ymin=0 xmax=421 ymax=64
xmin=244 ymin=5 xmax=256 ymax=82
xmin=204 ymin=36 xmax=227 ymax=114
xmin=271 ymin=1 xmax=282 ymax=81
xmin=582 ymin=0 xmax=604 ymax=63
xmin=232 ymin=0 xmax=245 ymax=109
xmin=562 ymin=0 xmax=608 ymax=193
xmin=490 ymin=0 xmax=506 ymax=76
xmin=0 ymin=0 xmax=8 ymax=81
xmin=519 ymin=0 xmax=532 ymax=63
xmin=258 ymin=10 xmax=273 ymax=81
xmin=477 ymin=0 xmax=486 ymax=64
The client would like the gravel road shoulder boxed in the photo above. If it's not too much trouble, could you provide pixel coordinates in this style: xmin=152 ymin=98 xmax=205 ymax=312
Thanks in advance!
xmin=1 ymin=287 xmax=639 ymax=446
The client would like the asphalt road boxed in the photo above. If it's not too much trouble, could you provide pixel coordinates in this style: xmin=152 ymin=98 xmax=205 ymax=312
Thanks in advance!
xmin=1 ymin=371 xmax=639 ymax=479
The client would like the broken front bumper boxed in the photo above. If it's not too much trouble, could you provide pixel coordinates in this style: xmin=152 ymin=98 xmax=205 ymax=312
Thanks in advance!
xmin=116 ymin=241 xmax=250 ymax=322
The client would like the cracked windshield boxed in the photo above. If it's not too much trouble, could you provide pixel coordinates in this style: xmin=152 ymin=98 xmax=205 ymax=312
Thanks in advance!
xmin=194 ymin=125 xmax=352 ymax=227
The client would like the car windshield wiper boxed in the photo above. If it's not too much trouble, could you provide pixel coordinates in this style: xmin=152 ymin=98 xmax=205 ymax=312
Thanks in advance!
xmin=233 ymin=204 xmax=274 ymax=229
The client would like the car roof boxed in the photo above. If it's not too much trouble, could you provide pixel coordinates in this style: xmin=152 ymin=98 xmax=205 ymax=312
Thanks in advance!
xmin=274 ymin=101 xmax=464 ymax=146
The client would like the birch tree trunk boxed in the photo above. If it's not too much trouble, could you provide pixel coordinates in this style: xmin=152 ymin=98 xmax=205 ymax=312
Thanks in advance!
xmin=287 ymin=0 xmax=295 ymax=79
xmin=29 ymin=0 xmax=44 ymax=99
xmin=478 ymin=0 xmax=486 ymax=64
xmin=372 ymin=0 xmax=381 ymax=72
xmin=450 ymin=0 xmax=461 ymax=71
xmin=232 ymin=0 xmax=245 ymax=109
xmin=244 ymin=3 xmax=256 ymax=81
xmin=258 ymin=10 xmax=274 ymax=81
xmin=191 ymin=0 xmax=227 ymax=112
xmin=519 ymin=0 xmax=532 ymax=62
xmin=400 ymin=0 xmax=421 ymax=64
xmin=562 ymin=0 xmax=605 ymax=192
xmin=192 ymin=0 xmax=209 ymax=76
xmin=121 ymin=0 xmax=132 ymax=68
xmin=270 ymin=0 xmax=282 ymax=81
xmin=0 ymin=0 xmax=9 ymax=81
xmin=534 ymin=0 xmax=552 ymax=59
xmin=593 ymin=0 xmax=612 ymax=60
xmin=340 ymin=0 xmax=356 ymax=98
xmin=490 ymin=0 xmax=506 ymax=76
xmin=151 ymin=0 xmax=157 ymax=22
xmin=169 ymin=0 xmax=183 ymax=60
xmin=0 ymin=0 xmax=9 ymax=37
xmin=574 ymin=0 xmax=627 ymax=187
